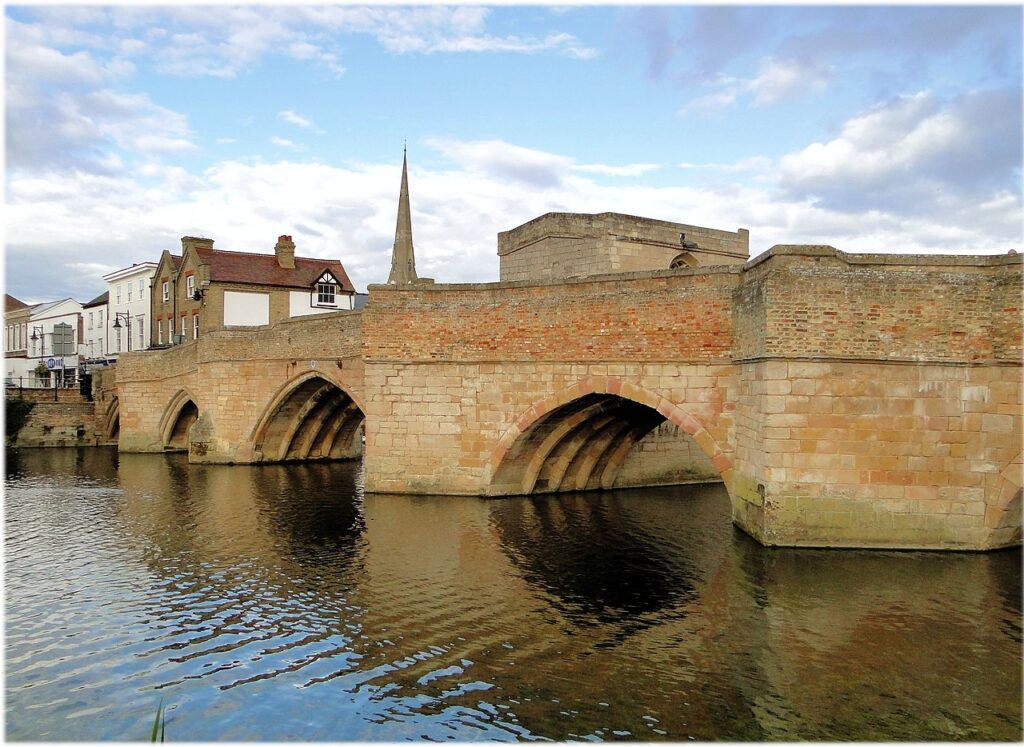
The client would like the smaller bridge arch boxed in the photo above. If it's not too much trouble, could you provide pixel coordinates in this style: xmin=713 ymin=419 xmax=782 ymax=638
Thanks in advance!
xmin=100 ymin=396 xmax=120 ymax=441
xmin=250 ymin=372 xmax=365 ymax=463
xmin=487 ymin=376 xmax=732 ymax=497
xmin=159 ymin=389 xmax=200 ymax=451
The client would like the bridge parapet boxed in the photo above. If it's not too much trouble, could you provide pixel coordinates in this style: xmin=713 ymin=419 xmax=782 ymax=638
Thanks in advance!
xmin=364 ymin=266 xmax=740 ymax=364
xmin=735 ymin=247 xmax=1022 ymax=363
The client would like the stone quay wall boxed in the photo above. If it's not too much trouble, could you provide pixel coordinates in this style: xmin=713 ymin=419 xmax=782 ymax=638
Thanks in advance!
xmin=7 ymin=401 xmax=99 ymax=448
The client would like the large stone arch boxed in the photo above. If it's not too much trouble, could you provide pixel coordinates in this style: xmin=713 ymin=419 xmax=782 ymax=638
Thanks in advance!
xmin=101 ymin=396 xmax=120 ymax=441
xmin=249 ymin=372 xmax=365 ymax=463
xmin=986 ymin=451 xmax=1023 ymax=548
xmin=487 ymin=376 xmax=733 ymax=497
xmin=159 ymin=389 xmax=201 ymax=451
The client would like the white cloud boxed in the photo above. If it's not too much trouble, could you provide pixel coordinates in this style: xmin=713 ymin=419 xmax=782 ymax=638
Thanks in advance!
xmin=425 ymin=138 xmax=574 ymax=188
xmin=680 ymin=56 xmax=830 ymax=115
xmin=278 ymin=110 xmax=314 ymax=129
xmin=748 ymin=57 xmax=830 ymax=105
xmin=271 ymin=137 xmax=296 ymax=148
xmin=574 ymin=163 xmax=661 ymax=177
xmin=679 ymin=156 xmax=773 ymax=173
xmin=779 ymin=89 xmax=1022 ymax=213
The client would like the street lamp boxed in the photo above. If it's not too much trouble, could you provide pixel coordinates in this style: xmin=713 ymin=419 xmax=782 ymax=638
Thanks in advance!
xmin=112 ymin=312 xmax=132 ymax=352
xmin=29 ymin=325 xmax=44 ymax=357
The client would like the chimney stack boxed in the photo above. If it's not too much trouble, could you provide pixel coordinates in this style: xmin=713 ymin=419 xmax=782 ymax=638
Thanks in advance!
xmin=275 ymin=235 xmax=295 ymax=269
xmin=181 ymin=236 xmax=214 ymax=253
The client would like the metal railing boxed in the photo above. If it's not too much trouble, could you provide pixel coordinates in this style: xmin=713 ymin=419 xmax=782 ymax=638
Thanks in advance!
xmin=4 ymin=375 xmax=79 ymax=400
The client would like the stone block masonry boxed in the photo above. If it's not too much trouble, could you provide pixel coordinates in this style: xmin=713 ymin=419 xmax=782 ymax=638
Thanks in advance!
xmin=498 ymin=212 xmax=749 ymax=282
xmin=11 ymin=402 xmax=100 ymax=448
xmin=111 ymin=247 xmax=1022 ymax=551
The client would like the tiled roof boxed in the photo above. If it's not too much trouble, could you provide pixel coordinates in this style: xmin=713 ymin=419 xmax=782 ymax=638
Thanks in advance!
xmin=5 ymin=294 xmax=29 ymax=312
xmin=195 ymin=247 xmax=355 ymax=292
xmin=83 ymin=291 xmax=109 ymax=308
xmin=158 ymin=253 xmax=182 ymax=274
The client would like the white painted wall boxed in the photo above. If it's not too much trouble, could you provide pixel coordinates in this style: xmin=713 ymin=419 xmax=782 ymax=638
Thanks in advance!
xmin=82 ymin=305 xmax=108 ymax=360
xmin=22 ymin=299 xmax=83 ymax=386
xmin=224 ymin=291 xmax=270 ymax=326
xmin=104 ymin=263 xmax=156 ymax=355
xmin=288 ymin=290 xmax=354 ymax=317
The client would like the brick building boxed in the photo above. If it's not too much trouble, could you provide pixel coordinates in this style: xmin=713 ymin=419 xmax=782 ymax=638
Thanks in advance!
xmin=151 ymin=235 xmax=356 ymax=345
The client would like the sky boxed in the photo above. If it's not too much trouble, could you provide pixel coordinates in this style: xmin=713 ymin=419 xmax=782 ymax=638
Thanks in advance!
xmin=4 ymin=3 xmax=1022 ymax=303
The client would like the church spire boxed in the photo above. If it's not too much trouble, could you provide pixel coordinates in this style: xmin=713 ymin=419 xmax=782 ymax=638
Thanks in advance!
xmin=387 ymin=144 xmax=418 ymax=284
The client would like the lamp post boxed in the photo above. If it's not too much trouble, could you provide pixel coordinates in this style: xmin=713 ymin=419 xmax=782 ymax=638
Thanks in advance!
xmin=29 ymin=325 xmax=44 ymax=357
xmin=112 ymin=312 xmax=131 ymax=352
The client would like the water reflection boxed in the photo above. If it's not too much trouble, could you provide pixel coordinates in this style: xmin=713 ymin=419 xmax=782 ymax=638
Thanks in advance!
xmin=489 ymin=489 xmax=711 ymax=644
xmin=5 ymin=448 xmax=1022 ymax=742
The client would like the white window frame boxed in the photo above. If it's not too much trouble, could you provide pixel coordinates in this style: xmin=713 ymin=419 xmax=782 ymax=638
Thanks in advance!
xmin=316 ymin=282 xmax=337 ymax=306
xmin=193 ymin=314 xmax=199 ymax=340
xmin=162 ymin=281 xmax=169 ymax=303
xmin=116 ymin=284 xmax=122 ymax=304
xmin=186 ymin=275 xmax=195 ymax=299
xmin=158 ymin=321 xmax=163 ymax=345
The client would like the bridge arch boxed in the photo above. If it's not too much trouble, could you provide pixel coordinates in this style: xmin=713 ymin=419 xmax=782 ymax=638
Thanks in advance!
xmin=101 ymin=396 xmax=120 ymax=441
xmin=159 ymin=389 xmax=200 ymax=451
xmin=487 ymin=376 xmax=732 ymax=496
xmin=250 ymin=372 xmax=365 ymax=463
xmin=989 ymin=451 xmax=1023 ymax=547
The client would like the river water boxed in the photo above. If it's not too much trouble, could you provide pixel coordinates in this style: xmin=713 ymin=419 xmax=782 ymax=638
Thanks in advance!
xmin=5 ymin=447 xmax=1021 ymax=741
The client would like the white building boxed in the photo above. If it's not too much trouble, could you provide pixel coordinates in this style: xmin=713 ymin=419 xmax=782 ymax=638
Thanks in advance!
xmin=25 ymin=298 xmax=83 ymax=388
xmin=103 ymin=262 xmax=157 ymax=357
xmin=82 ymin=291 xmax=110 ymax=364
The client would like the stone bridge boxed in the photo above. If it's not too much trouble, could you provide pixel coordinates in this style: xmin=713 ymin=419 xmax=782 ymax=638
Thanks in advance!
xmin=112 ymin=247 xmax=1023 ymax=551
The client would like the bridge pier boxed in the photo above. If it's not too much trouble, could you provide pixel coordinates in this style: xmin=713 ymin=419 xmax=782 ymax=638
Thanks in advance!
xmin=730 ymin=359 xmax=1022 ymax=550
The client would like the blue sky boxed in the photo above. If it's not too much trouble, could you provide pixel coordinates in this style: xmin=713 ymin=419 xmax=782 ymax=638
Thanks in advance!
xmin=5 ymin=4 xmax=1022 ymax=303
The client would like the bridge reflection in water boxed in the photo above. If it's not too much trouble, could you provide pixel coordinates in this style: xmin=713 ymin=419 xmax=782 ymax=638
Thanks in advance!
xmin=5 ymin=448 xmax=1021 ymax=741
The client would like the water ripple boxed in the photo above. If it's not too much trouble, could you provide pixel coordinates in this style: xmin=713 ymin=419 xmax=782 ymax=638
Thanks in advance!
xmin=5 ymin=449 xmax=1022 ymax=741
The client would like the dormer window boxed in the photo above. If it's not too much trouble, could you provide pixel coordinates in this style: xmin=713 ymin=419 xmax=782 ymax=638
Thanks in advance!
xmin=315 ymin=271 xmax=338 ymax=307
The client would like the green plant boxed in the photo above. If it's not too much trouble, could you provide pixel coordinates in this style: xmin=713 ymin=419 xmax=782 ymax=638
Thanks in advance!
xmin=150 ymin=699 xmax=166 ymax=742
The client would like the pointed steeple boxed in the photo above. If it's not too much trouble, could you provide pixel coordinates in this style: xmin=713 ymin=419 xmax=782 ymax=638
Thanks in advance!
xmin=387 ymin=145 xmax=418 ymax=284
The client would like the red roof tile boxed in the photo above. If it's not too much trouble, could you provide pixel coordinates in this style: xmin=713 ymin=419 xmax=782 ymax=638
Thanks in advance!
xmin=5 ymin=294 xmax=29 ymax=312
xmin=195 ymin=247 xmax=355 ymax=292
